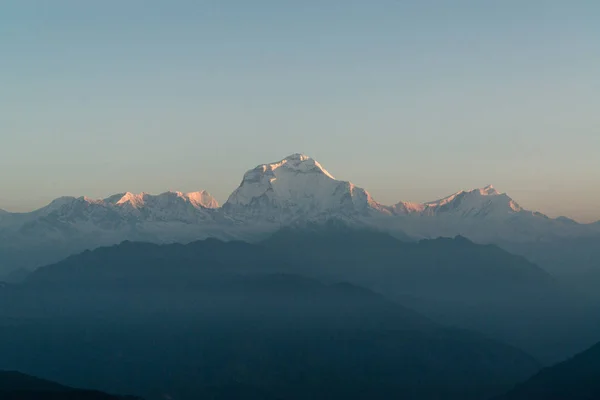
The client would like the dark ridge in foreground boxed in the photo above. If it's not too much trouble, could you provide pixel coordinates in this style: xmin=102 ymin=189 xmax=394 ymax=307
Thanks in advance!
xmin=0 ymin=371 xmax=140 ymax=400
xmin=499 ymin=340 xmax=600 ymax=400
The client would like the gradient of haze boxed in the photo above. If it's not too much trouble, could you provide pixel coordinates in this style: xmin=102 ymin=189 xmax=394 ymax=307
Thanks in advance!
xmin=1 ymin=1 xmax=599 ymax=222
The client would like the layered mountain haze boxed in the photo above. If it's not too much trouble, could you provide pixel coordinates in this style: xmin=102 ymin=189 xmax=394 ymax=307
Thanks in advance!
xmin=1 ymin=153 xmax=599 ymax=398
xmin=0 ymin=239 xmax=542 ymax=400
xmin=0 ymin=154 xmax=599 ymax=274
xmin=261 ymin=227 xmax=600 ymax=363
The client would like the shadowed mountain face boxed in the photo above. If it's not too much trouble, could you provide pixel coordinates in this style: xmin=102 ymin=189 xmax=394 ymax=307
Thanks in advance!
xmin=499 ymin=341 xmax=600 ymax=400
xmin=17 ymin=228 xmax=600 ymax=364
xmin=499 ymin=234 xmax=600 ymax=301
xmin=261 ymin=225 xmax=600 ymax=364
xmin=0 ymin=240 xmax=541 ymax=400
xmin=0 ymin=371 xmax=139 ymax=400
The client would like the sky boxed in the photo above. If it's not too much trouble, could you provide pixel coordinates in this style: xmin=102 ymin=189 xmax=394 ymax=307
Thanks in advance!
xmin=1 ymin=1 xmax=599 ymax=222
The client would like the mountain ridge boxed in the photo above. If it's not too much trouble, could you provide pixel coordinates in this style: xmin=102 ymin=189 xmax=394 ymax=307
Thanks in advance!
xmin=1 ymin=236 xmax=543 ymax=399
xmin=0 ymin=370 xmax=140 ymax=399
xmin=3 ymin=154 xmax=596 ymax=223
xmin=498 ymin=340 xmax=600 ymax=400
xmin=0 ymin=154 xmax=599 ymax=273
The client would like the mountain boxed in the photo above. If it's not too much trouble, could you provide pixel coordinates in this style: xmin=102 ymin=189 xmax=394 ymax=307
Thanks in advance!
xmin=18 ymin=230 xmax=600 ymax=364
xmin=0 ymin=153 xmax=599 ymax=275
xmin=261 ymin=227 xmax=600 ymax=364
xmin=390 ymin=185 xmax=521 ymax=216
xmin=498 ymin=233 xmax=600 ymax=277
xmin=0 ymin=242 xmax=540 ymax=400
xmin=384 ymin=184 xmax=600 ymax=280
xmin=223 ymin=153 xmax=389 ymax=222
xmin=0 ymin=371 xmax=139 ymax=399
xmin=499 ymin=340 xmax=600 ymax=400
xmin=0 ymin=190 xmax=231 ymax=273
xmin=0 ymin=267 xmax=30 ymax=283
xmin=385 ymin=185 xmax=595 ymax=244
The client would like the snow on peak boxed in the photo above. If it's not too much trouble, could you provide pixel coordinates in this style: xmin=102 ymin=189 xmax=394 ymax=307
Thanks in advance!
xmin=116 ymin=192 xmax=147 ymax=208
xmin=422 ymin=186 xmax=521 ymax=216
xmin=260 ymin=153 xmax=336 ymax=180
xmin=114 ymin=190 xmax=219 ymax=210
xmin=224 ymin=154 xmax=384 ymax=221
xmin=390 ymin=185 xmax=524 ymax=218
xmin=40 ymin=196 xmax=90 ymax=213
xmin=389 ymin=202 xmax=426 ymax=214
xmin=478 ymin=185 xmax=500 ymax=196
xmin=285 ymin=153 xmax=311 ymax=161
xmin=185 ymin=191 xmax=219 ymax=209
xmin=31 ymin=188 xmax=218 ymax=219
xmin=425 ymin=186 xmax=500 ymax=206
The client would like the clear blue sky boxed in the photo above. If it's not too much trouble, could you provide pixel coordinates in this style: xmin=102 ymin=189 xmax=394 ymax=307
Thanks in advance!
xmin=1 ymin=1 xmax=599 ymax=221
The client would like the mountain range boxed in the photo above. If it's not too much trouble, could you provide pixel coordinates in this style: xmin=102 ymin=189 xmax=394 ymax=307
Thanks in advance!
xmin=10 ymin=229 xmax=598 ymax=364
xmin=0 ymin=238 xmax=543 ymax=400
xmin=2 ymin=154 xmax=600 ymax=399
xmin=1 ymin=153 xmax=599 ymax=274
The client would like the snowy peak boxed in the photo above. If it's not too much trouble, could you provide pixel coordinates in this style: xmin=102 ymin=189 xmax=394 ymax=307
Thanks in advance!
xmin=116 ymin=192 xmax=147 ymax=208
xmin=223 ymin=154 xmax=385 ymax=222
xmin=25 ymin=189 xmax=219 ymax=227
xmin=255 ymin=153 xmax=335 ymax=180
xmin=114 ymin=191 xmax=219 ymax=210
xmin=424 ymin=185 xmax=524 ymax=217
xmin=426 ymin=185 xmax=502 ymax=207
xmin=186 ymin=191 xmax=219 ymax=209
xmin=389 ymin=202 xmax=426 ymax=215
xmin=391 ymin=185 xmax=525 ymax=218
xmin=478 ymin=184 xmax=500 ymax=196
xmin=36 ymin=196 xmax=104 ymax=216
xmin=280 ymin=153 xmax=335 ymax=179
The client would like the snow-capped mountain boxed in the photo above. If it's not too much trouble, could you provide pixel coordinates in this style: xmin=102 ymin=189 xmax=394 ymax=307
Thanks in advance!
xmin=394 ymin=185 xmax=523 ymax=217
xmin=0 ymin=190 xmax=229 ymax=271
xmin=389 ymin=185 xmax=531 ymax=218
xmin=25 ymin=191 xmax=220 ymax=225
xmin=108 ymin=191 xmax=220 ymax=223
xmin=111 ymin=190 xmax=219 ymax=210
xmin=384 ymin=185 xmax=594 ymax=242
xmin=0 ymin=153 xmax=598 ymax=273
xmin=223 ymin=154 xmax=388 ymax=223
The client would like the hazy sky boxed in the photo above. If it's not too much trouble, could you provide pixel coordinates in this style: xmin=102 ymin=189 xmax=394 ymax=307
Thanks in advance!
xmin=1 ymin=1 xmax=599 ymax=221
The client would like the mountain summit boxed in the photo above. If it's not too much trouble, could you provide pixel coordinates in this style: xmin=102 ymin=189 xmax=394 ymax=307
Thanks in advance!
xmin=386 ymin=185 xmax=526 ymax=224
xmin=114 ymin=190 xmax=219 ymax=210
xmin=423 ymin=185 xmax=523 ymax=217
xmin=479 ymin=184 xmax=500 ymax=196
xmin=223 ymin=154 xmax=386 ymax=222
